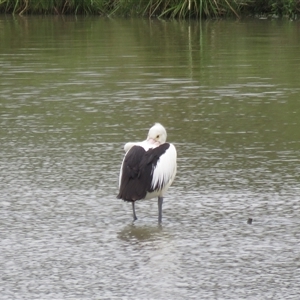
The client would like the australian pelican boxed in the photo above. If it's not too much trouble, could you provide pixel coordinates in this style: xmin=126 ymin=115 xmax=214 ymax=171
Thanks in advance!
xmin=117 ymin=123 xmax=177 ymax=223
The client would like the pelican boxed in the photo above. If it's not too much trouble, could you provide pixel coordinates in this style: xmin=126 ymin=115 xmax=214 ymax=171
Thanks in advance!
xmin=117 ymin=123 xmax=177 ymax=224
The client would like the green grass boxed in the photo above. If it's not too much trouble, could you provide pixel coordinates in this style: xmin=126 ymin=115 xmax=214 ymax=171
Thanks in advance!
xmin=0 ymin=0 xmax=299 ymax=18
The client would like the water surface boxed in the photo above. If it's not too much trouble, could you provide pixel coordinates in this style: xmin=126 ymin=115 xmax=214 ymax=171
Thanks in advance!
xmin=1 ymin=16 xmax=300 ymax=299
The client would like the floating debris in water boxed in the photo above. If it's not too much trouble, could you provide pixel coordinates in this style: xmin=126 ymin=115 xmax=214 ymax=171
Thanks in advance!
xmin=247 ymin=218 xmax=253 ymax=225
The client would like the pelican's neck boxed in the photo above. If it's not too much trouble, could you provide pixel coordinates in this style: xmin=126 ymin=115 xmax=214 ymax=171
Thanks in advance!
xmin=147 ymin=138 xmax=160 ymax=148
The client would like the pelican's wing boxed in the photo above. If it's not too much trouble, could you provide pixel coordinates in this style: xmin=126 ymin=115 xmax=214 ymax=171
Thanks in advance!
xmin=117 ymin=145 xmax=148 ymax=201
xmin=124 ymin=142 xmax=136 ymax=152
xmin=150 ymin=143 xmax=177 ymax=191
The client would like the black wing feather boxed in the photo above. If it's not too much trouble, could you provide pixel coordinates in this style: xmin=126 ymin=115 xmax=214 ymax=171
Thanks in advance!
xmin=117 ymin=143 xmax=170 ymax=201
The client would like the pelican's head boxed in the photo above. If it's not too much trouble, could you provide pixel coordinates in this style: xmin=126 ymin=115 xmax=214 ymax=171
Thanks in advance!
xmin=147 ymin=123 xmax=167 ymax=145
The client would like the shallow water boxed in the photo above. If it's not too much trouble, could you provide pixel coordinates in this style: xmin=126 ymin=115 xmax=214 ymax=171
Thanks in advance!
xmin=1 ymin=16 xmax=300 ymax=299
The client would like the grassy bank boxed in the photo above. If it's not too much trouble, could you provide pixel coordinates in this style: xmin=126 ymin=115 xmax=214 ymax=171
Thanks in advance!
xmin=0 ymin=0 xmax=299 ymax=18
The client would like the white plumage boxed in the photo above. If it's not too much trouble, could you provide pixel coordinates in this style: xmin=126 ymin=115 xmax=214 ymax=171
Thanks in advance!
xmin=117 ymin=123 xmax=177 ymax=223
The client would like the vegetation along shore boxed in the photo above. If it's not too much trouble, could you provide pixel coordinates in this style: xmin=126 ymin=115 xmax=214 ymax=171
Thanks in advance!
xmin=0 ymin=0 xmax=299 ymax=19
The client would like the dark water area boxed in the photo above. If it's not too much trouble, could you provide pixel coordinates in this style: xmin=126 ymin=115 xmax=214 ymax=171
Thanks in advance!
xmin=1 ymin=16 xmax=300 ymax=299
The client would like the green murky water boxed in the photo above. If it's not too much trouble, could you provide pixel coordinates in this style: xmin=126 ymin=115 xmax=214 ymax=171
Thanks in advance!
xmin=1 ymin=16 xmax=300 ymax=299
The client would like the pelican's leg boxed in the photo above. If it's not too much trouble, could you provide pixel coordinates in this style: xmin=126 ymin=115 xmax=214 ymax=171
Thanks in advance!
xmin=158 ymin=196 xmax=163 ymax=224
xmin=132 ymin=201 xmax=137 ymax=221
